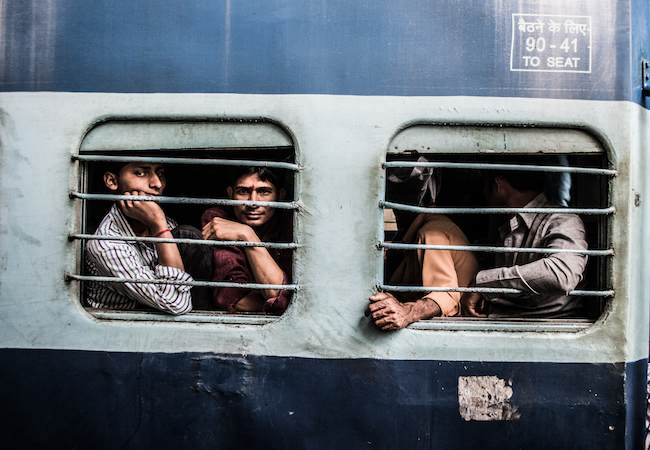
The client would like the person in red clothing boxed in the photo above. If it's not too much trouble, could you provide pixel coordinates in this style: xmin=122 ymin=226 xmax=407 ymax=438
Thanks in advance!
xmin=201 ymin=167 xmax=292 ymax=314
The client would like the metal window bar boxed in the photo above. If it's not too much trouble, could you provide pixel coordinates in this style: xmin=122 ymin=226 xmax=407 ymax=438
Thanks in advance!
xmin=72 ymin=156 xmax=300 ymax=296
xmin=70 ymin=192 xmax=300 ymax=210
xmin=379 ymin=242 xmax=612 ymax=256
xmin=383 ymin=161 xmax=617 ymax=176
xmin=378 ymin=284 xmax=614 ymax=297
xmin=66 ymin=273 xmax=298 ymax=291
xmin=381 ymin=160 xmax=614 ymax=301
xmin=87 ymin=309 xmax=278 ymax=325
xmin=72 ymin=154 xmax=300 ymax=171
xmin=381 ymin=201 xmax=615 ymax=216
xmin=70 ymin=234 xmax=298 ymax=249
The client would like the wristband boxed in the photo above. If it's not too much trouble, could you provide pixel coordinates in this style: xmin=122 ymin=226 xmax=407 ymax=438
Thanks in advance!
xmin=152 ymin=228 xmax=171 ymax=238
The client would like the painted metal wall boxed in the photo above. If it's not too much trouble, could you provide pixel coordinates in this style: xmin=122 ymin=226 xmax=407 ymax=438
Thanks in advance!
xmin=0 ymin=348 xmax=643 ymax=449
xmin=1 ymin=1 xmax=649 ymax=447
xmin=1 ymin=0 xmax=647 ymax=104
xmin=0 ymin=92 xmax=647 ymax=366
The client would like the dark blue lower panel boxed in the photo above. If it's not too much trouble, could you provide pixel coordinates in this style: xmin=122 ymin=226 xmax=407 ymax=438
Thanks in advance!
xmin=0 ymin=348 xmax=644 ymax=450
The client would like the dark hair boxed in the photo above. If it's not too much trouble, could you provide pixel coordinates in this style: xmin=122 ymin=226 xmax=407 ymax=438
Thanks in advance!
xmin=490 ymin=169 xmax=544 ymax=192
xmin=229 ymin=166 xmax=283 ymax=190
xmin=97 ymin=151 xmax=146 ymax=176
xmin=483 ymin=156 xmax=545 ymax=193
xmin=101 ymin=161 xmax=129 ymax=176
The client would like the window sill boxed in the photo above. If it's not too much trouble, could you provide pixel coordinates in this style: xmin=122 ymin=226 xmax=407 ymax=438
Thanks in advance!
xmin=85 ymin=308 xmax=278 ymax=325
xmin=408 ymin=317 xmax=593 ymax=333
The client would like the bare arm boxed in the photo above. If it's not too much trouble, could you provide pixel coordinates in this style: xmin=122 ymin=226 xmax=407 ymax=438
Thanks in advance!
xmin=460 ymin=291 xmax=488 ymax=317
xmin=119 ymin=191 xmax=184 ymax=271
xmin=365 ymin=292 xmax=442 ymax=331
xmin=202 ymin=217 xmax=284 ymax=298
xmin=233 ymin=290 xmax=267 ymax=312
xmin=243 ymin=246 xmax=284 ymax=299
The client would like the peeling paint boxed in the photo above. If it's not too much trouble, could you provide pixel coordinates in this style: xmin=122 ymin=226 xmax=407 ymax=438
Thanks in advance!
xmin=458 ymin=375 xmax=520 ymax=421
xmin=192 ymin=355 xmax=252 ymax=397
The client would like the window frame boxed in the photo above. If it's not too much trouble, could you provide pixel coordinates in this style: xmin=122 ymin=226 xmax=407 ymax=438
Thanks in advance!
xmin=381 ymin=125 xmax=616 ymax=331
xmin=68 ymin=119 xmax=300 ymax=324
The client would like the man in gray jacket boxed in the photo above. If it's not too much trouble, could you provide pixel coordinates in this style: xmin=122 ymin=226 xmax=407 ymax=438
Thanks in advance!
xmin=461 ymin=167 xmax=588 ymax=318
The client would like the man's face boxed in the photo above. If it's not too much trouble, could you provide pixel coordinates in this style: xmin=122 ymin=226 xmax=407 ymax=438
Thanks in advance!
xmin=228 ymin=174 xmax=284 ymax=227
xmin=107 ymin=162 xmax=166 ymax=195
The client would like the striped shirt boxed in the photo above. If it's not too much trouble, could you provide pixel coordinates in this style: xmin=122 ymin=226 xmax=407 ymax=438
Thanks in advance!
xmin=85 ymin=204 xmax=193 ymax=315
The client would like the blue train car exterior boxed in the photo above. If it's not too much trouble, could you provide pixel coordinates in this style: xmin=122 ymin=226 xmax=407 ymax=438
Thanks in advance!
xmin=1 ymin=1 xmax=649 ymax=448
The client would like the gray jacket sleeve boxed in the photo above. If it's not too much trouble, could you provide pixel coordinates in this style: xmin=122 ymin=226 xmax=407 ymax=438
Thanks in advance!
xmin=475 ymin=214 xmax=588 ymax=300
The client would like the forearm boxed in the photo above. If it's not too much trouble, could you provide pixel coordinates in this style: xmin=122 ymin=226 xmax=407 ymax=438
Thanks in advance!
xmin=136 ymin=265 xmax=193 ymax=314
xmin=204 ymin=217 xmax=288 ymax=299
xmin=244 ymin=244 xmax=285 ymax=299
xmin=479 ymin=214 xmax=589 ymax=298
xmin=405 ymin=297 xmax=443 ymax=323
xmin=88 ymin=247 xmax=192 ymax=315
xmin=476 ymin=254 xmax=587 ymax=298
xmin=120 ymin=197 xmax=183 ymax=271
xmin=153 ymin=232 xmax=185 ymax=271
xmin=110 ymin=262 xmax=192 ymax=315
xmin=423 ymin=292 xmax=461 ymax=317
xmin=234 ymin=290 xmax=266 ymax=312
xmin=367 ymin=292 xmax=441 ymax=330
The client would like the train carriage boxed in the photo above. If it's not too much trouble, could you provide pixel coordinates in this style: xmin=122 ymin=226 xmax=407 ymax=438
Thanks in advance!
xmin=1 ymin=0 xmax=649 ymax=448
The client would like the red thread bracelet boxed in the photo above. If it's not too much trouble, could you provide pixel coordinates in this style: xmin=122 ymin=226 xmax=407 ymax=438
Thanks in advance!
xmin=152 ymin=228 xmax=170 ymax=238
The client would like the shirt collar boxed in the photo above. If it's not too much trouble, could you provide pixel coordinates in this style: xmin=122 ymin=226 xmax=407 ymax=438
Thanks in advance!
xmin=517 ymin=192 xmax=549 ymax=229
xmin=109 ymin=203 xmax=137 ymax=238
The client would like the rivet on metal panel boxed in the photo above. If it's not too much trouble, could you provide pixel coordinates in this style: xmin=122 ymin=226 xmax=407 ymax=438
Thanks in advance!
xmin=643 ymin=59 xmax=650 ymax=95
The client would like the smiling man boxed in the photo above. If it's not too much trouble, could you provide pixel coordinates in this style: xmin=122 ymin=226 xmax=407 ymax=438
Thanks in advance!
xmin=85 ymin=161 xmax=212 ymax=315
xmin=201 ymin=167 xmax=293 ymax=315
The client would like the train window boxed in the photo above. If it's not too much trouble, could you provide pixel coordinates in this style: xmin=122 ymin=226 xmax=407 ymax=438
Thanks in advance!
xmin=68 ymin=120 xmax=299 ymax=324
xmin=381 ymin=126 xmax=614 ymax=331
